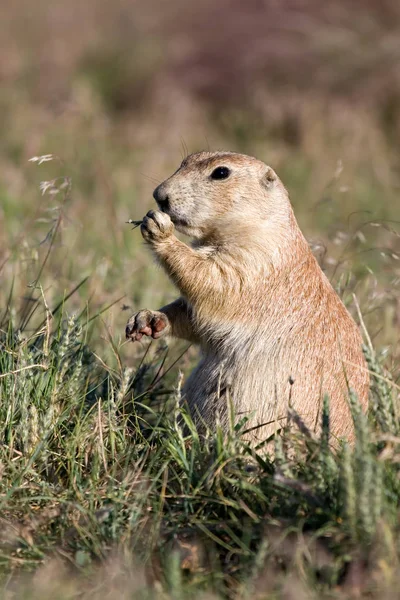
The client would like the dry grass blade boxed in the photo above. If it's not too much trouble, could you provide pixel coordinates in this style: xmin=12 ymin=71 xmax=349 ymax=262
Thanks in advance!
xmin=126 ymin=219 xmax=143 ymax=230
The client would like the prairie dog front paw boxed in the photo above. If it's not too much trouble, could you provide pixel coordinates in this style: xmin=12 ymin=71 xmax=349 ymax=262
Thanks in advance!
xmin=141 ymin=210 xmax=175 ymax=244
xmin=125 ymin=309 xmax=170 ymax=341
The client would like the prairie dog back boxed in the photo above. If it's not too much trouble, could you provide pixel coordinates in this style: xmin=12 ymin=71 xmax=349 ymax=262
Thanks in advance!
xmin=126 ymin=151 xmax=369 ymax=442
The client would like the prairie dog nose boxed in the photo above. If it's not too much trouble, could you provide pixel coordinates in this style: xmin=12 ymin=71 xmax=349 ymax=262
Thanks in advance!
xmin=153 ymin=184 xmax=170 ymax=211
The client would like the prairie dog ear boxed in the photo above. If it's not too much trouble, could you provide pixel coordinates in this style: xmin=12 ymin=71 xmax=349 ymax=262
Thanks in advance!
xmin=262 ymin=166 xmax=277 ymax=189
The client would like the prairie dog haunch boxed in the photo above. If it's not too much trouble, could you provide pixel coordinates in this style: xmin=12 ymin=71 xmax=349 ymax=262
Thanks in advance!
xmin=126 ymin=151 xmax=369 ymax=442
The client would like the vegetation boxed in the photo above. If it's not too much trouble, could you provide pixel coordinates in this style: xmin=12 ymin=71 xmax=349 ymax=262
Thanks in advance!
xmin=0 ymin=280 xmax=399 ymax=599
xmin=0 ymin=1 xmax=399 ymax=597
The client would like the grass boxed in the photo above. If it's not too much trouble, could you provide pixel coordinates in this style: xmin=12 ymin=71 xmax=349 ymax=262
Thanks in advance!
xmin=0 ymin=153 xmax=399 ymax=599
xmin=0 ymin=2 xmax=399 ymax=596
xmin=0 ymin=127 xmax=398 ymax=600
xmin=0 ymin=113 xmax=399 ymax=600
xmin=0 ymin=293 xmax=399 ymax=599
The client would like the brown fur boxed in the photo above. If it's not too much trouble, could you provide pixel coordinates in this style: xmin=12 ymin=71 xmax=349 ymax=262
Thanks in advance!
xmin=126 ymin=151 xmax=369 ymax=443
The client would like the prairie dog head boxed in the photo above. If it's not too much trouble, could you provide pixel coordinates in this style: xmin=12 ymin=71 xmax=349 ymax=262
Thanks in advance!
xmin=153 ymin=151 xmax=291 ymax=239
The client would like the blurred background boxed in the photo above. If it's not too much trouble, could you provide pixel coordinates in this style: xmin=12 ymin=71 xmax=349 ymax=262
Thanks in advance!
xmin=0 ymin=0 xmax=399 ymax=370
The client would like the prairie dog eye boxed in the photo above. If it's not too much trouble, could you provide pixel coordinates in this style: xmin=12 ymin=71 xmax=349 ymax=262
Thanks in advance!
xmin=210 ymin=166 xmax=231 ymax=180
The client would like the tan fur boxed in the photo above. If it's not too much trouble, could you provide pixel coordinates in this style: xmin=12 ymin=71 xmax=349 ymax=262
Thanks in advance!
xmin=126 ymin=151 xmax=369 ymax=443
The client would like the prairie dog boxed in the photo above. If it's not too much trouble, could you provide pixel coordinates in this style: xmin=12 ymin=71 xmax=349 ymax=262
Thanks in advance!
xmin=126 ymin=151 xmax=369 ymax=442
